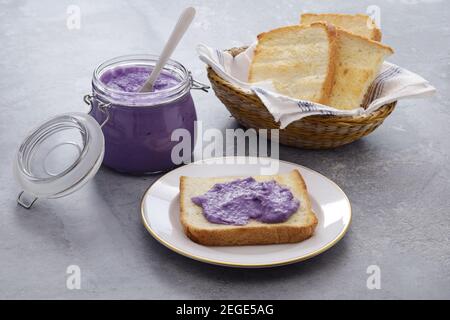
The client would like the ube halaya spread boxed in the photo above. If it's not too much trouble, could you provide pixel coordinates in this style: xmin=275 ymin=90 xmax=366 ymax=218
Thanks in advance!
xmin=191 ymin=178 xmax=300 ymax=226
xmin=100 ymin=66 xmax=179 ymax=93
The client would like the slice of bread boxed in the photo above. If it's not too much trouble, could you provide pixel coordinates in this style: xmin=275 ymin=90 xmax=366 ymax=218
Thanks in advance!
xmin=301 ymin=13 xmax=382 ymax=41
xmin=328 ymin=29 xmax=394 ymax=110
xmin=248 ymin=22 xmax=337 ymax=104
xmin=180 ymin=170 xmax=318 ymax=246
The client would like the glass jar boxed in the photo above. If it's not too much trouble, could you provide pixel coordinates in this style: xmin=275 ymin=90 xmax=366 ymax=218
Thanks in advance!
xmin=87 ymin=54 xmax=203 ymax=174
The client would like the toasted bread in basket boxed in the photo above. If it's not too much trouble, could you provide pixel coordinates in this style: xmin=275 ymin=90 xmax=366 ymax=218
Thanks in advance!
xmin=249 ymin=20 xmax=393 ymax=110
xmin=329 ymin=29 xmax=393 ymax=110
xmin=248 ymin=22 xmax=337 ymax=105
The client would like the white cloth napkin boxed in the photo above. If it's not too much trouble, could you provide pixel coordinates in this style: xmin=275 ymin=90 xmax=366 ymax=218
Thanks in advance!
xmin=197 ymin=43 xmax=436 ymax=129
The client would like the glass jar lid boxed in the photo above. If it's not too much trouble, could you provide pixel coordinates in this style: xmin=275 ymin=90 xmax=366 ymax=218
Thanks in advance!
xmin=14 ymin=112 xmax=104 ymax=208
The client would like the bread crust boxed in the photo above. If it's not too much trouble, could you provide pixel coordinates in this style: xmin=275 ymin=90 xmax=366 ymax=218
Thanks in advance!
xmin=300 ymin=13 xmax=382 ymax=41
xmin=317 ymin=22 xmax=337 ymax=105
xmin=372 ymin=28 xmax=382 ymax=42
xmin=179 ymin=170 xmax=318 ymax=246
xmin=182 ymin=222 xmax=317 ymax=246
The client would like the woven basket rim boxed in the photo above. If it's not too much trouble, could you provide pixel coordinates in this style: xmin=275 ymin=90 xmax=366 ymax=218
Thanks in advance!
xmin=206 ymin=46 xmax=397 ymax=123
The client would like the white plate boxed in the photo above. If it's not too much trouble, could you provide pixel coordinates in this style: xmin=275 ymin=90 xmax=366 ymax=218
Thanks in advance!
xmin=141 ymin=157 xmax=351 ymax=268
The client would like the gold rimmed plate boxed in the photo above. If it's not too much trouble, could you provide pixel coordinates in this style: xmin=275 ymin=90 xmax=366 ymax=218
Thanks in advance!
xmin=141 ymin=157 xmax=351 ymax=268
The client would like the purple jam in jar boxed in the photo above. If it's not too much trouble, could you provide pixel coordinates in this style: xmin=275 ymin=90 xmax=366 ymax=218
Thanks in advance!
xmin=89 ymin=55 xmax=197 ymax=174
xmin=192 ymin=177 xmax=300 ymax=225
xmin=100 ymin=66 xmax=180 ymax=93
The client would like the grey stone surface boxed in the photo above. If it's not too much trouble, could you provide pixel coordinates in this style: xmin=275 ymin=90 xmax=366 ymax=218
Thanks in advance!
xmin=0 ymin=0 xmax=449 ymax=299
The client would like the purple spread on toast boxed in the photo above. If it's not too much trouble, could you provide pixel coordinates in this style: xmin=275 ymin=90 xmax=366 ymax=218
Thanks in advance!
xmin=191 ymin=177 xmax=300 ymax=226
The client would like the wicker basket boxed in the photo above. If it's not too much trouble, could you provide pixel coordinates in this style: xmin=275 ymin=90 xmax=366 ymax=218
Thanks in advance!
xmin=207 ymin=47 xmax=397 ymax=149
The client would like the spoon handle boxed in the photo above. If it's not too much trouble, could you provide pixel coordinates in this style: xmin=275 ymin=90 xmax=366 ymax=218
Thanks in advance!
xmin=140 ymin=7 xmax=196 ymax=92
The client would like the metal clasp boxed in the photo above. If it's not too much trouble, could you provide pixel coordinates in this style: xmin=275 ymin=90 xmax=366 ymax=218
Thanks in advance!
xmin=83 ymin=94 xmax=111 ymax=128
xmin=189 ymin=72 xmax=210 ymax=93
xmin=17 ymin=191 xmax=38 ymax=209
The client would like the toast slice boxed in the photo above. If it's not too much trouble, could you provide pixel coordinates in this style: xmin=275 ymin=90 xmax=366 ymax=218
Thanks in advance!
xmin=301 ymin=13 xmax=382 ymax=41
xmin=328 ymin=29 xmax=394 ymax=110
xmin=180 ymin=170 xmax=318 ymax=246
xmin=248 ymin=22 xmax=337 ymax=104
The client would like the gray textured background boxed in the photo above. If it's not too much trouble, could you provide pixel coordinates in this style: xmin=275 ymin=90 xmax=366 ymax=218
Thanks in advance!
xmin=1 ymin=0 xmax=449 ymax=299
